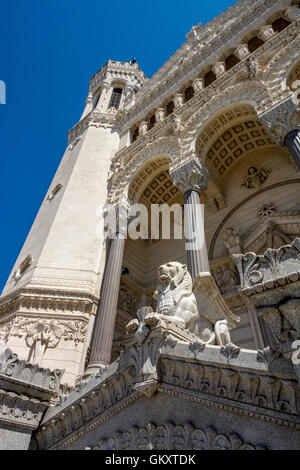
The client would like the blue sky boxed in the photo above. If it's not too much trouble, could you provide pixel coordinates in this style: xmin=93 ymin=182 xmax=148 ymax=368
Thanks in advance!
xmin=0 ymin=0 xmax=236 ymax=292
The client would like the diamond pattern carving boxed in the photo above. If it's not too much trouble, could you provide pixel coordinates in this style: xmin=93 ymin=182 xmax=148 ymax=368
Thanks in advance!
xmin=128 ymin=157 xmax=171 ymax=203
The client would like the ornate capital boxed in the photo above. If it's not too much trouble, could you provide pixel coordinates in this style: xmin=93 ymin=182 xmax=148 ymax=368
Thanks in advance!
xmin=259 ymin=97 xmax=300 ymax=146
xmin=170 ymin=156 xmax=209 ymax=193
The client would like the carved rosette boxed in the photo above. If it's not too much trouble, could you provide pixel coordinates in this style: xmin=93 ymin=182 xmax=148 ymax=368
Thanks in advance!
xmin=170 ymin=157 xmax=209 ymax=194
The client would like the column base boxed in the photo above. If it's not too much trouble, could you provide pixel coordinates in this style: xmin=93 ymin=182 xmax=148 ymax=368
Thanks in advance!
xmin=83 ymin=362 xmax=109 ymax=378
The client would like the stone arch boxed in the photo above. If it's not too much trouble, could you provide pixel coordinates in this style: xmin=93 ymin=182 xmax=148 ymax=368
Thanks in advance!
xmin=106 ymin=136 xmax=181 ymax=208
xmin=179 ymin=80 xmax=264 ymax=162
xmin=262 ymin=32 xmax=300 ymax=97
xmin=195 ymin=103 xmax=274 ymax=180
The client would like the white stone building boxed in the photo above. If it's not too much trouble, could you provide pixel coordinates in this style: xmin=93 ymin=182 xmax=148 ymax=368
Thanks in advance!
xmin=0 ymin=0 xmax=300 ymax=450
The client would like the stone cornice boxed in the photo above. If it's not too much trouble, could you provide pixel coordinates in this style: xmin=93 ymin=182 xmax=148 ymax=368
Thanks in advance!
xmin=120 ymin=0 xmax=293 ymax=130
xmin=67 ymin=108 xmax=121 ymax=144
xmin=0 ymin=287 xmax=99 ymax=319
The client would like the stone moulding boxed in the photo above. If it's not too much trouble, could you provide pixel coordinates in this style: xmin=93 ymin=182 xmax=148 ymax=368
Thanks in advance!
xmin=34 ymin=321 xmax=300 ymax=450
xmin=0 ymin=348 xmax=64 ymax=431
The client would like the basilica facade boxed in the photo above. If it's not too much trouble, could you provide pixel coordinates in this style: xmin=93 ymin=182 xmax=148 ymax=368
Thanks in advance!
xmin=0 ymin=0 xmax=300 ymax=450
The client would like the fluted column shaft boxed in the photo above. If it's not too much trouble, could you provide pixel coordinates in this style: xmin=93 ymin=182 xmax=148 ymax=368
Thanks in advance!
xmin=170 ymin=156 xmax=210 ymax=281
xmin=284 ymin=129 xmax=300 ymax=170
xmin=87 ymin=232 xmax=125 ymax=372
xmin=184 ymin=189 xmax=210 ymax=280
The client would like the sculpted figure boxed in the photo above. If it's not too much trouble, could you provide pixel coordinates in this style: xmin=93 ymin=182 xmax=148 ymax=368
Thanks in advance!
xmin=126 ymin=262 xmax=240 ymax=347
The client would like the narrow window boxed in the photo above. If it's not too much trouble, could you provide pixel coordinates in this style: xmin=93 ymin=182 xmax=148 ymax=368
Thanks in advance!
xmin=225 ymin=54 xmax=240 ymax=71
xmin=132 ymin=127 xmax=139 ymax=143
xmin=108 ymin=88 xmax=123 ymax=109
xmin=184 ymin=86 xmax=194 ymax=102
xmin=166 ymin=101 xmax=174 ymax=117
xmin=204 ymin=71 xmax=216 ymax=87
xmin=247 ymin=37 xmax=264 ymax=53
xmin=271 ymin=18 xmax=291 ymax=33
xmin=148 ymin=115 xmax=156 ymax=130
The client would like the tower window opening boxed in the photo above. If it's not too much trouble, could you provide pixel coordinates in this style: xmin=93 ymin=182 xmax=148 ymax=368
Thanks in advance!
xmin=109 ymin=88 xmax=123 ymax=109
xmin=271 ymin=18 xmax=291 ymax=33
xmin=247 ymin=36 xmax=264 ymax=53
xmin=225 ymin=54 xmax=240 ymax=71
xmin=184 ymin=86 xmax=194 ymax=102
xmin=204 ymin=70 xmax=216 ymax=87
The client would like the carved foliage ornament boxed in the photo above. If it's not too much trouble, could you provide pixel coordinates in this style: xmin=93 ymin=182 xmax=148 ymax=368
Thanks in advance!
xmin=88 ymin=422 xmax=266 ymax=450
xmin=170 ymin=156 xmax=209 ymax=193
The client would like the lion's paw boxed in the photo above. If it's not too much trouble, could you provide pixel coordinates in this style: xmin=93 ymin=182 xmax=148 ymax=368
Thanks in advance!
xmin=126 ymin=319 xmax=140 ymax=334
xmin=144 ymin=313 xmax=161 ymax=327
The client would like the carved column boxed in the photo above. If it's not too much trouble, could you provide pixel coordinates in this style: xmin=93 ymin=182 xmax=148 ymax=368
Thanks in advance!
xmin=86 ymin=204 xmax=127 ymax=374
xmin=284 ymin=130 xmax=300 ymax=170
xmin=170 ymin=156 xmax=210 ymax=280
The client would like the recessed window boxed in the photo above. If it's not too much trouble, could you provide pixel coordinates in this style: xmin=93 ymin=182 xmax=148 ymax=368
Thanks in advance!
xmin=14 ymin=256 xmax=32 ymax=281
xmin=166 ymin=101 xmax=174 ymax=117
xmin=271 ymin=18 xmax=291 ymax=33
xmin=247 ymin=37 xmax=264 ymax=53
xmin=47 ymin=184 xmax=63 ymax=202
xmin=225 ymin=54 xmax=240 ymax=71
xmin=132 ymin=127 xmax=139 ymax=143
xmin=108 ymin=88 xmax=123 ymax=109
xmin=148 ymin=114 xmax=156 ymax=130
xmin=184 ymin=86 xmax=194 ymax=102
xmin=204 ymin=70 xmax=217 ymax=87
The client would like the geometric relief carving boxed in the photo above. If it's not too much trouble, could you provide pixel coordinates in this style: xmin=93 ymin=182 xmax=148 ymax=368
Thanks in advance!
xmin=241 ymin=167 xmax=272 ymax=189
xmin=128 ymin=157 xmax=170 ymax=203
xmin=89 ymin=422 xmax=267 ymax=450
xmin=199 ymin=112 xmax=273 ymax=177
xmin=141 ymin=171 xmax=179 ymax=206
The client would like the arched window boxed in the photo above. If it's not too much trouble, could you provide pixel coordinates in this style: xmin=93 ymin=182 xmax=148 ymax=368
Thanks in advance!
xmin=247 ymin=36 xmax=264 ymax=53
xmin=204 ymin=70 xmax=216 ymax=87
xmin=184 ymin=86 xmax=194 ymax=102
xmin=271 ymin=17 xmax=291 ymax=33
xmin=225 ymin=54 xmax=240 ymax=71
xmin=132 ymin=127 xmax=139 ymax=143
xmin=166 ymin=101 xmax=175 ymax=117
xmin=109 ymin=88 xmax=123 ymax=109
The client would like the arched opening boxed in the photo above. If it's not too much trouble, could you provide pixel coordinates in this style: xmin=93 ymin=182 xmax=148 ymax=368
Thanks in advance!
xmin=271 ymin=17 xmax=291 ymax=33
xmin=111 ymin=156 xmax=186 ymax=360
xmin=225 ymin=54 xmax=240 ymax=71
xmin=247 ymin=36 xmax=264 ymax=53
xmin=204 ymin=70 xmax=217 ymax=87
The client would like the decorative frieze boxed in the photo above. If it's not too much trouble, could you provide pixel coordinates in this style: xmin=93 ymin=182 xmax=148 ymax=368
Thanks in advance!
xmin=88 ymin=421 xmax=267 ymax=450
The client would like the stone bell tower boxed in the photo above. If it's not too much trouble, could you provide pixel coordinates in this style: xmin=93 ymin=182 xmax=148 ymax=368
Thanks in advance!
xmin=0 ymin=60 xmax=147 ymax=385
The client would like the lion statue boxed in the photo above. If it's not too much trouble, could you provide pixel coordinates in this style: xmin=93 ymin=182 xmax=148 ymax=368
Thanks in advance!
xmin=126 ymin=262 xmax=239 ymax=346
